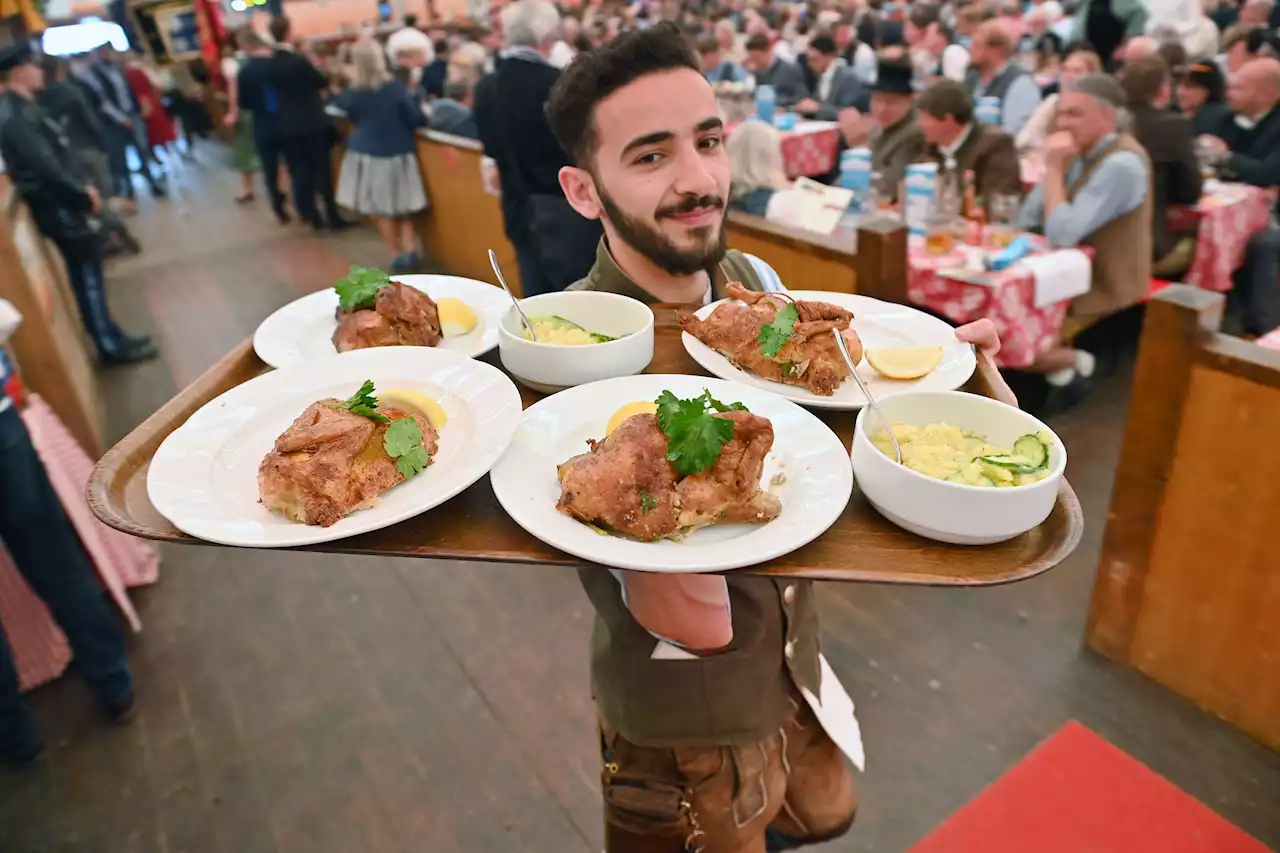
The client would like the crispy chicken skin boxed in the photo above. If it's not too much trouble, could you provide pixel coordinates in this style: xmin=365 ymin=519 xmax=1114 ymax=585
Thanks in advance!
xmin=333 ymin=281 xmax=442 ymax=352
xmin=679 ymin=283 xmax=864 ymax=396
xmin=258 ymin=400 xmax=438 ymax=527
xmin=555 ymin=411 xmax=781 ymax=541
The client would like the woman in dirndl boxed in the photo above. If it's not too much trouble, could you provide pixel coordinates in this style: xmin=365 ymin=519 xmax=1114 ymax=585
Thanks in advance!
xmin=333 ymin=38 xmax=429 ymax=273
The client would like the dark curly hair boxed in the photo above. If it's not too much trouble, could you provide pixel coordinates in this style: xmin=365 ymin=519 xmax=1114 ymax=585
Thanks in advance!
xmin=546 ymin=22 xmax=700 ymax=168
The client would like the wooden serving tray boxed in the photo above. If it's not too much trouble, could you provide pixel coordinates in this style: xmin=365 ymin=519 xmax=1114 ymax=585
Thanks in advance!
xmin=88 ymin=310 xmax=1083 ymax=585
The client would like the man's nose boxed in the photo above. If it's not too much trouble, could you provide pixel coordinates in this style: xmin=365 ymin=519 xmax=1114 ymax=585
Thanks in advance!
xmin=671 ymin=143 xmax=720 ymax=198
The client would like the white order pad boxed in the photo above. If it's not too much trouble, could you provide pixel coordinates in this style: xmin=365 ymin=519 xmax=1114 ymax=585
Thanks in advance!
xmin=1020 ymin=248 xmax=1093 ymax=309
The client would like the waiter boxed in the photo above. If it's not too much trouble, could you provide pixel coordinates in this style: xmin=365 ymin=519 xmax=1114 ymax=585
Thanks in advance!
xmin=0 ymin=41 xmax=156 ymax=365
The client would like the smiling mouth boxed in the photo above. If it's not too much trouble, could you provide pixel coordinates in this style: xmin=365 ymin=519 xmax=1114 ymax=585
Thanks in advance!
xmin=664 ymin=205 xmax=722 ymax=225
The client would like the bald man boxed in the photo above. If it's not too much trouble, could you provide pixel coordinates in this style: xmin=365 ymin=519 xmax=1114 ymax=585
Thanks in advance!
xmin=964 ymin=19 xmax=1042 ymax=135
xmin=1204 ymin=58 xmax=1280 ymax=335
xmin=1118 ymin=35 xmax=1158 ymax=65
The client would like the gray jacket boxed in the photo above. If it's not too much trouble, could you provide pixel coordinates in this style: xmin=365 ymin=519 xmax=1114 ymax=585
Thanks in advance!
xmin=813 ymin=66 xmax=870 ymax=120
xmin=753 ymin=57 xmax=808 ymax=109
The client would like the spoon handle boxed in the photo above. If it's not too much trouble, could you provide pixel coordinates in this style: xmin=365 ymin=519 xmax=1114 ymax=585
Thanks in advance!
xmin=832 ymin=329 xmax=902 ymax=464
xmin=488 ymin=249 xmax=537 ymax=342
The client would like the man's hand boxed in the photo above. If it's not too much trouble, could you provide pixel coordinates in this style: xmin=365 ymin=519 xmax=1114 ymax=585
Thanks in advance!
xmin=1196 ymin=134 xmax=1229 ymax=160
xmin=836 ymin=107 xmax=874 ymax=147
xmin=1045 ymin=131 xmax=1076 ymax=171
xmin=795 ymin=97 xmax=820 ymax=116
xmin=223 ymin=109 xmax=239 ymax=128
xmin=955 ymin=319 xmax=1018 ymax=407
xmin=85 ymin=186 xmax=102 ymax=215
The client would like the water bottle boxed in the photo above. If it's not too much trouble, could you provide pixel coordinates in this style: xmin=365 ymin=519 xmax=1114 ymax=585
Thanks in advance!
xmin=904 ymin=161 xmax=939 ymax=238
xmin=839 ymin=148 xmax=873 ymax=213
xmin=755 ymin=84 xmax=776 ymax=125
xmin=975 ymin=96 xmax=1002 ymax=126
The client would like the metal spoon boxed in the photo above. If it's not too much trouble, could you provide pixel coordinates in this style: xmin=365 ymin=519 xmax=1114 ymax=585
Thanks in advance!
xmin=832 ymin=328 xmax=902 ymax=463
xmin=488 ymin=249 xmax=536 ymax=342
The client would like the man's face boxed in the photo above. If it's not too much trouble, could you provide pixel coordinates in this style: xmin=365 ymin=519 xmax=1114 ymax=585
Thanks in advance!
xmin=1242 ymin=2 xmax=1267 ymax=25
xmin=1055 ymin=90 xmax=1109 ymax=149
xmin=745 ymin=47 xmax=772 ymax=71
xmin=1177 ymin=82 xmax=1208 ymax=113
xmin=807 ymin=47 xmax=833 ymax=74
xmin=968 ymin=37 xmax=989 ymax=68
xmin=870 ymin=91 xmax=913 ymax=126
xmin=9 ymin=61 xmax=44 ymax=92
xmin=905 ymin=20 xmax=924 ymax=45
xmin=700 ymin=48 xmax=722 ymax=71
xmin=1227 ymin=70 xmax=1262 ymax=114
xmin=914 ymin=109 xmax=958 ymax=145
xmin=569 ymin=68 xmax=731 ymax=276
xmin=834 ymin=23 xmax=853 ymax=48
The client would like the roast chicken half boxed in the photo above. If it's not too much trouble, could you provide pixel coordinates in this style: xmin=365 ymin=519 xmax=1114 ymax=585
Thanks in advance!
xmin=556 ymin=410 xmax=781 ymax=541
xmin=679 ymin=283 xmax=863 ymax=396
xmin=333 ymin=281 xmax=442 ymax=352
xmin=258 ymin=400 xmax=438 ymax=527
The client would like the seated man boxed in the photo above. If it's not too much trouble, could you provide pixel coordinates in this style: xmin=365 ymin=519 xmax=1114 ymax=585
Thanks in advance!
xmin=743 ymin=32 xmax=808 ymax=108
xmin=795 ymin=34 xmax=870 ymax=119
xmin=543 ymin=24 xmax=1017 ymax=851
xmin=859 ymin=60 xmax=926 ymax=200
xmin=1118 ymin=55 xmax=1203 ymax=278
xmin=697 ymin=35 xmax=750 ymax=84
xmin=1017 ymin=74 xmax=1152 ymax=411
xmin=1200 ymin=57 xmax=1280 ymax=335
xmin=914 ymin=79 xmax=1023 ymax=207
xmin=427 ymin=79 xmax=479 ymax=139
xmin=965 ymin=20 xmax=1042 ymax=137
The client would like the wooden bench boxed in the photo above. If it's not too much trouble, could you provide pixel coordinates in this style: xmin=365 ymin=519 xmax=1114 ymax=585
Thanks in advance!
xmin=1086 ymin=285 xmax=1280 ymax=752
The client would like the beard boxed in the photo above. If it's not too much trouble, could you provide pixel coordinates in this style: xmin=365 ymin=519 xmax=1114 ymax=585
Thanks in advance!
xmin=596 ymin=182 xmax=727 ymax=277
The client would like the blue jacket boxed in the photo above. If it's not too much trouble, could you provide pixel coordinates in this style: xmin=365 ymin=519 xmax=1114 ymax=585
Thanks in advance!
xmin=731 ymin=187 xmax=775 ymax=217
xmin=332 ymin=80 xmax=426 ymax=157
xmin=427 ymin=98 xmax=479 ymax=140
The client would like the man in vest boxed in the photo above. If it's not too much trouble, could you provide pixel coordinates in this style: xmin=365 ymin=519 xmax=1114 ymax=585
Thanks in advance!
xmin=859 ymin=60 xmax=926 ymax=201
xmin=795 ymin=34 xmax=870 ymax=119
xmin=545 ymin=23 xmax=1016 ymax=852
xmin=914 ymin=79 xmax=1023 ymax=208
xmin=743 ymin=33 xmax=808 ymax=109
xmin=1017 ymin=74 xmax=1151 ymax=413
xmin=965 ymin=20 xmax=1042 ymax=137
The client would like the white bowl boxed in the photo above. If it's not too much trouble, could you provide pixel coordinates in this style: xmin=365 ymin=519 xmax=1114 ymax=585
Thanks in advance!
xmin=851 ymin=391 xmax=1066 ymax=545
xmin=497 ymin=291 xmax=655 ymax=392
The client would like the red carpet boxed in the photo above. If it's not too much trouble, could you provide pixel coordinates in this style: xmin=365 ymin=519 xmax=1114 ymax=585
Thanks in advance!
xmin=908 ymin=721 xmax=1274 ymax=853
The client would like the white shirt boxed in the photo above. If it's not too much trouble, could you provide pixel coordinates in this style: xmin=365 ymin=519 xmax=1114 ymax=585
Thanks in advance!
xmin=816 ymin=59 xmax=839 ymax=102
xmin=385 ymin=26 xmax=435 ymax=65
xmin=548 ymin=39 xmax=576 ymax=69
xmin=941 ymin=43 xmax=970 ymax=82
xmin=939 ymin=123 xmax=975 ymax=169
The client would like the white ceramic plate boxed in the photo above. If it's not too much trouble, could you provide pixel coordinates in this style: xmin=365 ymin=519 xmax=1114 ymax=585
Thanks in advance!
xmin=147 ymin=346 xmax=523 ymax=548
xmin=490 ymin=374 xmax=852 ymax=573
xmin=252 ymin=275 xmax=510 ymax=369
xmin=681 ymin=291 xmax=977 ymax=410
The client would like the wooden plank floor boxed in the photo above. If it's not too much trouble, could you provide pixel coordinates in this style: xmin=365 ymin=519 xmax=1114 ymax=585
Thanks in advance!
xmin=2 ymin=150 xmax=1277 ymax=853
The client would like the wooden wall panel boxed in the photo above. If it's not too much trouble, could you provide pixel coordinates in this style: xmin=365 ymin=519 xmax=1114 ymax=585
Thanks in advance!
xmin=413 ymin=133 xmax=523 ymax=296
xmin=1127 ymin=365 xmax=1280 ymax=750
xmin=725 ymin=214 xmax=857 ymax=293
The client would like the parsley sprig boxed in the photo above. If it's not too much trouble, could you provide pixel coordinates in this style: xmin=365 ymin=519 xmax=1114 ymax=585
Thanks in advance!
xmin=655 ymin=390 xmax=748 ymax=476
xmin=338 ymin=380 xmax=390 ymax=422
xmin=384 ymin=417 xmax=431 ymax=479
xmin=335 ymin=265 xmax=392 ymax=312
xmin=758 ymin=302 xmax=799 ymax=359
xmin=639 ymin=490 xmax=658 ymax=514
xmin=335 ymin=380 xmax=431 ymax=479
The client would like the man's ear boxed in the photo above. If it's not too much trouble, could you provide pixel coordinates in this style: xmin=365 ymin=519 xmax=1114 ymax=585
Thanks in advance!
xmin=559 ymin=165 xmax=603 ymax=221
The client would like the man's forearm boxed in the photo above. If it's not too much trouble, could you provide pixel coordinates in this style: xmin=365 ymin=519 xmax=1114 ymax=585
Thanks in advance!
xmin=1043 ymin=164 xmax=1067 ymax=222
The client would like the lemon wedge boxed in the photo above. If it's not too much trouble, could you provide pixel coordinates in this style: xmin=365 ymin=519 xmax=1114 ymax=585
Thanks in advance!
xmin=378 ymin=389 xmax=448 ymax=429
xmin=436 ymin=298 xmax=477 ymax=338
xmin=864 ymin=346 xmax=944 ymax=380
xmin=606 ymin=401 xmax=658 ymax=436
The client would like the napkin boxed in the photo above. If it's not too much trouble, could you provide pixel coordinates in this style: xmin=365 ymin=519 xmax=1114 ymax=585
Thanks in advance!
xmin=1021 ymin=248 xmax=1092 ymax=309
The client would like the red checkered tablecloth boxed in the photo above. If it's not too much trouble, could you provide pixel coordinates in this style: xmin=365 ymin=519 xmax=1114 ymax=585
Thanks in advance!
xmin=1168 ymin=183 xmax=1273 ymax=293
xmin=779 ymin=121 xmax=840 ymax=179
xmin=907 ymin=243 xmax=1074 ymax=370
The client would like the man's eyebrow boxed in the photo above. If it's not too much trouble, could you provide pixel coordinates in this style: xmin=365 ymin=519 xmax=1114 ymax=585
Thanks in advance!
xmin=621 ymin=131 xmax=674 ymax=158
xmin=619 ymin=118 xmax=725 ymax=159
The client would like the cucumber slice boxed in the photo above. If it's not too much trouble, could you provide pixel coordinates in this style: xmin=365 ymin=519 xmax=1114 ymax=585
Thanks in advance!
xmin=944 ymin=472 xmax=969 ymax=484
xmin=977 ymin=454 xmax=1042 ymax=475
xmin=1012 ymin=434 xmax=1048 ymax=468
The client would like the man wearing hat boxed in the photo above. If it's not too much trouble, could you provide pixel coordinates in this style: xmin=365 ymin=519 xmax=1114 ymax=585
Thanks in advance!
xmin=866 ymin=60 xmax=925 ymax=200
xmin=0 ymin=41 xmax=157 ymax=365
xmin=1017 ymin=73 xmax=1152 ymax=409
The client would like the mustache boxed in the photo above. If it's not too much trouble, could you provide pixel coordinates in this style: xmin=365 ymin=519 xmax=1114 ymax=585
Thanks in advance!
xmin=656 ymin=195 xmax=725 ymax=219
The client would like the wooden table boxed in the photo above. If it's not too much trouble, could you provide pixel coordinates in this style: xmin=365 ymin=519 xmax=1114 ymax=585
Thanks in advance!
xmin=88 ymin=311 xmax=1083 ymax=585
